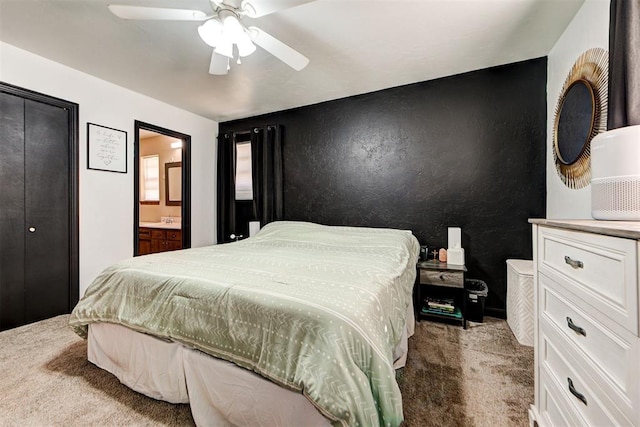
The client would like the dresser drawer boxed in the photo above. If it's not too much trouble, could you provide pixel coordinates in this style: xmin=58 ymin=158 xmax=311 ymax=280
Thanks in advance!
xmin=539 ymin=276 xmax=636 ymax=402
xmin=538 ymin=226 xmax=638 ymax=334
xmin=538 ymin=369 xmax=585 ymax=427
xmin=539 ymin=321 xmax=633 ymax=426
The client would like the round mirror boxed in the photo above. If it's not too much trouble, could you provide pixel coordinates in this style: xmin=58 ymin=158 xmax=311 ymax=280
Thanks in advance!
xmin=553 ymin=48 xmax=608 ymax=189
xmin=555 ymin=80 xmax=595 ymax=165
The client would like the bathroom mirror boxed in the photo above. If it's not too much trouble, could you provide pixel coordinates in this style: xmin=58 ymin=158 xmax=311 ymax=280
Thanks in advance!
xmin=553 ymin=48 xmax=608 ymax=189
xmin=165 ymin=162 xmax=181 ymax=206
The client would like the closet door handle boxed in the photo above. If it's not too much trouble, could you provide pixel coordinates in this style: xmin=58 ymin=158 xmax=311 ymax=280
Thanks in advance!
xmin=567 ymin=377 xmax=587 ymax=406
xmin=566 ymin=317 xmax=586 ymax=336
xmin=564 ymin=256 xmax=583 ymax=269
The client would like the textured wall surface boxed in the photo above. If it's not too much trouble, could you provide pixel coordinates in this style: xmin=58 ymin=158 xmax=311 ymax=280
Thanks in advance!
xmin=220 ymin=57 xmax=547 ymax=315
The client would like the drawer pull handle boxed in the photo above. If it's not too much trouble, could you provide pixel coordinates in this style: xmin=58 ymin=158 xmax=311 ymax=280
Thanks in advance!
xmin=567 ymin=378 xmax=587 ymax=406
xmin=439 ymin=274 xmax=445 ymax=280
xmin=566 ymin=317 xmax=587 ymax=336
xmin=564 ymin=256 xmax=583 ymax=269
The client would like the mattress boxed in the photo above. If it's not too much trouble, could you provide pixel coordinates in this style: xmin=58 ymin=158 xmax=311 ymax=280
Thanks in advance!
xmin=87 ymin=303 xmax=413 ymax=427
xmin=71 ymin=221 xmax=420 ymax=426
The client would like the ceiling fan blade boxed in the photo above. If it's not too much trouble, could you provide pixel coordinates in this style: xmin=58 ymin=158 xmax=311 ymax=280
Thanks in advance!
xmin=248 ymin=26 xmax=309 ymax=71
xmin=108 ymin=5 xmax=208 ymax=21
xmin=209 ymin=51 xmax=229 ymax=75
xmin=240 ymin=0 xmax=315 ymax=18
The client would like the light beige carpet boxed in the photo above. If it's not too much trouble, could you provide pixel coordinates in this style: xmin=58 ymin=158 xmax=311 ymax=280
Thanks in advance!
xmin=0 ymin=315 xmax=533 ymax=426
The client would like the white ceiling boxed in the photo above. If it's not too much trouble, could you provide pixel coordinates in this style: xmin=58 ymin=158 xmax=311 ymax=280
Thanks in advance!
xmin=0 ymin=0 xmax=584 ymax=122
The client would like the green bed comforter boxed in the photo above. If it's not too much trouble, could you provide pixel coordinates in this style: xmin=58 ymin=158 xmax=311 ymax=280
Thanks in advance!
xmin=69 ymin=221 xmax=419 ymax=426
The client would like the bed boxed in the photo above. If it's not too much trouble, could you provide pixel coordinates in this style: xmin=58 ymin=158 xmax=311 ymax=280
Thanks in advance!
xmin=69 ymin=221 xmax=419 ymax=426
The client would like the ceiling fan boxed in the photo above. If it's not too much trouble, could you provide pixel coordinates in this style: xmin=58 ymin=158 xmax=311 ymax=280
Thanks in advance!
xmin=108 ymin=0 xmax=313 ymax=75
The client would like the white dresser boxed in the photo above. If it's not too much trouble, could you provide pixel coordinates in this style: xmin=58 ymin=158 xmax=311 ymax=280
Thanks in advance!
xmin=529 ymin=219 xmax=640 ymax=427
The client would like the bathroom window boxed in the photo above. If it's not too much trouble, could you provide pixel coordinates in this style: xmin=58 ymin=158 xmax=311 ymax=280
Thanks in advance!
xmin=235 ymin=142 xmax=253 ymax=200
xmin=141 ymin=154 xmax=160 ymax=203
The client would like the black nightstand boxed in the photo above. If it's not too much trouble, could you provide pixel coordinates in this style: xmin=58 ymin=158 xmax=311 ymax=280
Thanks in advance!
xmin=416 ymin=260 xmax=467 ymax=329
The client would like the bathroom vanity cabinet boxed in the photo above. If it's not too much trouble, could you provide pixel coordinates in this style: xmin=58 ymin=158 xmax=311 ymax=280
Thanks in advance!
xmin=139 ymin=227 xmax=182 ymax=255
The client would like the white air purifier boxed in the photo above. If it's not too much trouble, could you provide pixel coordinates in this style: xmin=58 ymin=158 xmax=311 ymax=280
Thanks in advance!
xmin=591 ymin=125 xmax=640 ymax=220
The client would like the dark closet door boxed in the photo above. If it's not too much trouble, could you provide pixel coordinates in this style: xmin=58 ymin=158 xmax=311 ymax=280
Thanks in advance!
xmin=0 ymin=93 xmax=71 ymax=329
xmin=24 ymin=99 xmax=70 ymax=323
xmin=0 ymin=92 xmax=26 ymax=329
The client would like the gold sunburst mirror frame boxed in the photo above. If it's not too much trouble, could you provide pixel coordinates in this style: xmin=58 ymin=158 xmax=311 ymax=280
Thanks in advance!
xmin=553 ymin=47 xmax=608 ymax=189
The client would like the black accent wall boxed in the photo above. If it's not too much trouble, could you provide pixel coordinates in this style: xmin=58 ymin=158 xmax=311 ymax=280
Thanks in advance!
xmin=220 ymin=57 xmax=547 ymax=316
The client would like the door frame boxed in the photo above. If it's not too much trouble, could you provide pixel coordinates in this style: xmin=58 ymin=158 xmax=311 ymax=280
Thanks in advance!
xmin=0 ymin=81 xmax=80 ymax=309
xmin=133 ymin=120 xmax=191 ymax=255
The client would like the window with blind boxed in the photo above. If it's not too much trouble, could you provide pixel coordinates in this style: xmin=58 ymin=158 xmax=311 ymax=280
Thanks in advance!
xmin=141 ymin=154 xmax=160 ymax=203
xmin=235 ymin=142 xmax=253 ymax=200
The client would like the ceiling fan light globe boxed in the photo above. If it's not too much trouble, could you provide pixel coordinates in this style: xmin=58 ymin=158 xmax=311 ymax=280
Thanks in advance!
xmin=198 ymin=19 xmax=223 ymax=47
xmin=237 ymin=43 xmax=256 ymax=58
xmin=222 ymin=15 xmax=245 ymax=42
xmin=214 ymin=40 xmax=234 ymax=58
xmin=237 ymin=34 xmax=256 ymax=57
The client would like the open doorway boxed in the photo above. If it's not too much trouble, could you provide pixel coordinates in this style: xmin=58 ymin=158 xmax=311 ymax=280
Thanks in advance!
xmin=133 ymin=121 xmax=191 ymax=256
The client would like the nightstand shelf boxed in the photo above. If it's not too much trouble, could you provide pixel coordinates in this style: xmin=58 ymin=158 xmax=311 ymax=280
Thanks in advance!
xmin=416 ymin=260 xmax=467 ymax=329
xmin=420 ymin=305 xmax=463 ymax=319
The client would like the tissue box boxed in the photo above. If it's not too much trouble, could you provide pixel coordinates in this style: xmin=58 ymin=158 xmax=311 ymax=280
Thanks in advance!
xmin=447 ymin=248 xmax=464 ymax=265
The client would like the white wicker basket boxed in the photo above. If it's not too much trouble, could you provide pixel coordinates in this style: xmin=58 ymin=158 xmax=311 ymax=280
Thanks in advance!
xmin=506 ymin=259 xmax=534 ymax=346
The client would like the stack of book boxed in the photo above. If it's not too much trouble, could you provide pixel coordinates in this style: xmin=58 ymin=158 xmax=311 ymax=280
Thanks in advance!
xmin=422 ymin=297 xmax=462 ymax=318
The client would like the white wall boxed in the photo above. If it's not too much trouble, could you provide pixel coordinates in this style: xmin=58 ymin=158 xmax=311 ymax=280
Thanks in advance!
xmin=0 ymin=42 xmax=218 ymax=296
xmin=546 ymin=0 xmax=609 ymax=218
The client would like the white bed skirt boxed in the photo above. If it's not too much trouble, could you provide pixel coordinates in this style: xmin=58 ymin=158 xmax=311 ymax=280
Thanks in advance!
xmin=87 ymin=304 xmax=414 ymax=426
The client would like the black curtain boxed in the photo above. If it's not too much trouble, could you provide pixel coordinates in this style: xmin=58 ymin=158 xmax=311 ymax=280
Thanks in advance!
xmin=251 ymin=125 xmax=284 ymax=225
xmin=216 ymin=132 xmax=236 ymax=243
xmin=608 ymin=0 xmax=640 ymax=129
xmin=217 ymin=126 xmax=283 ymax=243
xmin=250 ymin=128 xmax=263 ymax=222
